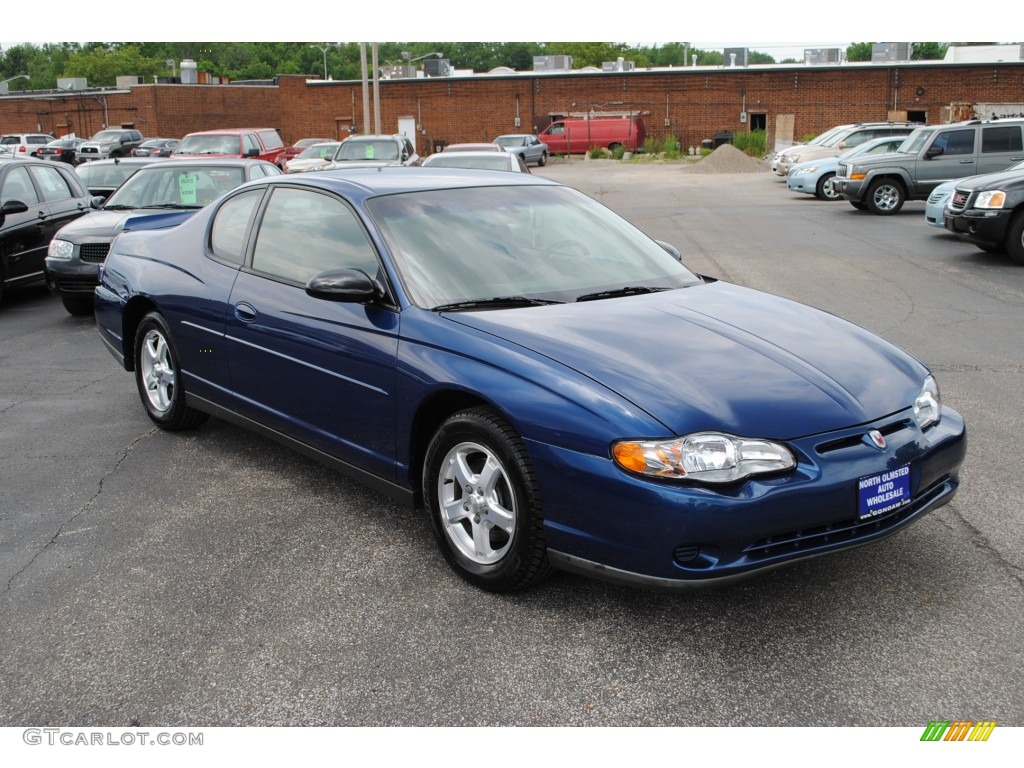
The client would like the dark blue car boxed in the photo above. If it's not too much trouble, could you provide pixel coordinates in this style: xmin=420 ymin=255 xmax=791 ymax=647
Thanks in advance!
xmin=94 ymin=168 xmax=966 ymax=592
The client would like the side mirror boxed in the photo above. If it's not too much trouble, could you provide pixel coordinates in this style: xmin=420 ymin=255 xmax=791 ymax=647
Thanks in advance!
xmin=90 ymin=196 xmax=105 ymax=209
xmin=305 ymin=268 xmax=380 ymax=303
xmin=925 ymin=145 xmax=944 ymax=159
xmin=244 ymin=148 xmax=260 ymax=157
xmin=1 ymin=199 xmax=30 ymax=216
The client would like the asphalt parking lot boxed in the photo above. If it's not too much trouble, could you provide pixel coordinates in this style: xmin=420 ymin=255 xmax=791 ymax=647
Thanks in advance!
xmin=1 ymin=161 xmax=1022 ymax=727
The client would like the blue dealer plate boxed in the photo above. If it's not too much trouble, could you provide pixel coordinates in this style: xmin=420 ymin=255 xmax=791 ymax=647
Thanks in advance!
xmin=857 ymin=464 xmax=911 ymax=520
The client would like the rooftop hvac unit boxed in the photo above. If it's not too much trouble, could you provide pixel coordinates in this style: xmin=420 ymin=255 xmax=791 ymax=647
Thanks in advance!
xmin=533 ymin=55 xmax=573 ymax=72
xmin=116 ymin=75 xmax=144 ymax=88
xmin=57 ymin=77 xmax=88 ymax=91
xmin=872 ymin=43 xmax=911 ymax=63
xmin=602 ymin=58 xmax=635 ymax=72
xmin=804 ymin=48 xmax=842 ymax=65
xmin=379 ymin=65 xmax=416 ymax=80
xmin=423 ymin=58 xmax=452 ymax=77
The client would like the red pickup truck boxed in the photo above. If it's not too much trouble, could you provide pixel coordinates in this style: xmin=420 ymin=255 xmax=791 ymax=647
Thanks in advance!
xmin=172 ymin=128 xmax=286 ymax=166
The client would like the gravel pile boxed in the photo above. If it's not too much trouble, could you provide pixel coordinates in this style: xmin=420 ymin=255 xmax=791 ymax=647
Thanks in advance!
xmin=685 ymin=143 xmax=770 ymax=174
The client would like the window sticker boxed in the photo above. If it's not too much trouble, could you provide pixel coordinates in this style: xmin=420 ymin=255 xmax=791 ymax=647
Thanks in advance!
xmin=365 ymin=144 xmax=375 ymax=159
xmin=178 ymin=173 xmax=198 ymax=204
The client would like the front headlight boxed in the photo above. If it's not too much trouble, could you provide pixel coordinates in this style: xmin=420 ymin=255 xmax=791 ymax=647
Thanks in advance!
xmin=974 ymin=190 xmax=1006 ymax=209
xmin=793 ymin=166 xmax=818 ymax=175
xmin=48 ymin=239 xmax=74 ymax=260
xmin=612 ymin=432 xmax=795 ymax=484
xmin=913 ymin=376 xmax=941 ymax=430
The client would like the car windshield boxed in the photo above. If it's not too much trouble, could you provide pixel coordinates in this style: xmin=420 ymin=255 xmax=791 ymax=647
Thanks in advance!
xmin=367 ymin=185 xmax=700 ymax=309
xmin=339 ymin=140 xmax=399 ymax=161
xmin=75 ymin=163 xmax=142 ymax=188
xmin=297 ymin=143 xmax=341 ymax=160
xmin=175 ymin=135 xmax=240 ymax=155
xmin=897 ymin=128 xmax=935 ymax=154
xmin=104 ymin=165 xmax=246 ymax=209
xmin=90 ymin=131 xmax=125 ymax=142
xmin=494 ymin=136 xmax=524 ymax=148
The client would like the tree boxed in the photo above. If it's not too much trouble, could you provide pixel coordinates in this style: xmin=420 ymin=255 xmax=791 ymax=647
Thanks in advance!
xmin=846 ymin=43 xmax=874 ymax=62
xmin=910 ymin=42 xmax=948 ymax=60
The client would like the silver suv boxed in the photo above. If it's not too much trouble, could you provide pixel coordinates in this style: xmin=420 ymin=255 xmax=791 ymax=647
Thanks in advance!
xmin=834 ymin=119 xmax=1024 ymax=214
xmin=775 ymin=122 xmax=920 ymax=177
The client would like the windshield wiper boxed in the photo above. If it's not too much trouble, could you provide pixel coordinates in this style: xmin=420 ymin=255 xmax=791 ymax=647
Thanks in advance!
xmin=575 ymin=286 xmax=675 ymax=302
xmin=139 ymin=203 xmax=202 ymax=210
xmin=101 ymin=204 xmax=136 ymax=210
xmin=432 ymin=296 xmax=564 ymax=312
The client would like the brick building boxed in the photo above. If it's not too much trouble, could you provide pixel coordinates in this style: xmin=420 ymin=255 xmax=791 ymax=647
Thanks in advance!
xmin=3 ymin=61 xmax=1023 ymax=155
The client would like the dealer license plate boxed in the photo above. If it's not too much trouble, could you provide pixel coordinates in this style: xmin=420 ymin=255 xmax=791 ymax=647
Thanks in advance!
xmin=857 ymin=464 xmax=911 ymax=520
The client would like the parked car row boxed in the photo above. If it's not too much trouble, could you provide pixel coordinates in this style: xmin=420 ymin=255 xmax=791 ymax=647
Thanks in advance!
xmin=779 ymin=117 xmax=1024 ymax=266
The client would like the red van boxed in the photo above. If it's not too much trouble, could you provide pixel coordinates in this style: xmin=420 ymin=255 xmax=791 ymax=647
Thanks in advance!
xmin=539 ymin=117 xmax=646 ymax=154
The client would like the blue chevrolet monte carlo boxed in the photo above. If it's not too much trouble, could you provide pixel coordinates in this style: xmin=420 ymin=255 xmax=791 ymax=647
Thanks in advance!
xmin=95 ymin=168 xmax=966 ymax=592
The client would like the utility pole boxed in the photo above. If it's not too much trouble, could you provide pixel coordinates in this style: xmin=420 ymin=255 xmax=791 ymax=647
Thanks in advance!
xmin=360 ymin=44 xmax=370 ymax=135
xmin=372 ymin=43 xmax=381 ymax=135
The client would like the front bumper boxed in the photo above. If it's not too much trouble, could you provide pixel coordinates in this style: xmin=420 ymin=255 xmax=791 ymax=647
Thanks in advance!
xmin=44 ymin=246 xmax=105 ymax=298
xmin=786 ymin=173 xmax=818 ymax=195
xmin=834 ymin=176 xmax=868 ymax=203
xmin=943 ymin=208 xmax=1012 ymax=248
xmin=529 ymin=407 xmax=966 ymax=589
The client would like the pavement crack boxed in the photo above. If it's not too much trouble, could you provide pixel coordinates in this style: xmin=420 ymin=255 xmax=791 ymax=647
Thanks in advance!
xmin=1 ymin=427 xmax=158 ymax=597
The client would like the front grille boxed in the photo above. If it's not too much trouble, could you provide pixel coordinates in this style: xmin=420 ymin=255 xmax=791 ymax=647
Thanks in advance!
xmin=79 ymin=243 xmax=110 ymax=263
xmin=815 ymin=419 xmax=911 ymax=455
xmin=743 ymin=477 xmax=950 ymax=562
xmin=837 ymin=162 xmax=849 ymax=178
xmin=79 ymin=146 xmax=98 ymax=155
xmin=949 ymin=190 xmax=970 ymax=211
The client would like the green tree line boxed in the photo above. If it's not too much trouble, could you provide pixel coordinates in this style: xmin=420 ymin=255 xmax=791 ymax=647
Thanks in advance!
xmin=0 ymin=41 xmax=967 ymax=90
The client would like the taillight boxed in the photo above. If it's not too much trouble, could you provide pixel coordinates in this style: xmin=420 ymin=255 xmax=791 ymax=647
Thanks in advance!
xmin=19 ymin=146 xmax=27 ymax=152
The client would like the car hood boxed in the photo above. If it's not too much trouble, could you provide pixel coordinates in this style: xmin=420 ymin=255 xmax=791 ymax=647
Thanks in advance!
xmin=57 ymin=209 xmax=196 ymax=240
xmin=445 ymin=282 xmax=926 ymax=440
xmin=954 ymin=168 xmax=1024 ymax=191
xmin=287 ymin=158 xmax=331 ymax=172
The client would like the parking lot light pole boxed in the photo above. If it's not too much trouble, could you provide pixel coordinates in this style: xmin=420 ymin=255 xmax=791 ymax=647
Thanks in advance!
xmin=310 ymin=43 xmax=337 ymax=80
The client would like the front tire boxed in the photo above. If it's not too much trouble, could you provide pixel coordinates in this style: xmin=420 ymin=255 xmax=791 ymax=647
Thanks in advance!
xmin=1005 ymin=211 xmax=1024 ymax=265
xmin=61 ymin=295 xmax=93 ymax=316
xmin=865 ymin=178 xmax=906 ymax=215
xmin=816 ymin=172 xmax=841 ymax=201
xmin=134 ymin=312 xmax=208 ymax=431
xmin=538 ymin=151 xmax=548 ymax=167
xmin=423 ymin=407 xmax=550 ymax=592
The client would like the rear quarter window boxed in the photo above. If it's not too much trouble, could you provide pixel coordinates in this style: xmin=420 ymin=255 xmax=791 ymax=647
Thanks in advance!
xmin=981 ymin=126 xmax=1024 ymax=153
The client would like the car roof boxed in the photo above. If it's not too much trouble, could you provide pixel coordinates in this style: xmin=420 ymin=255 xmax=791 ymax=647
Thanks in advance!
xmin=254 ymin=166 xmax=555 ymax=199
xmin=424 ymin=151 xmax=518 ymax=161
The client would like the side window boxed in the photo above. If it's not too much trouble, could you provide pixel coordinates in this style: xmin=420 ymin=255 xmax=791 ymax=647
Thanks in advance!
xmin=251 ymin=187 xmax=380 ymax=284
xmin=1 ymin=166 xmax=41 ymax=205
xmin=843 ymin=131 xmax=872 ymax=148
xmin=209 ymin=189 xmax=264 ymax=266
xmin=243 ymin=134 xmax=260 ymax=154
xmin=981 ymin=126 xmax=1024 ymax=153
xmin=28 ymin=164 xmax=75 ymax=202
xmin=547 ymin=123 xmax=564 ymax=135
xmin=932 ymin=129 xmax=975 ymax=156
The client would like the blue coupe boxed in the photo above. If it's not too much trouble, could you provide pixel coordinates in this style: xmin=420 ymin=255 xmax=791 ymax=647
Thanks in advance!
xmin=95 ymin=168 xmax=966 ymax=592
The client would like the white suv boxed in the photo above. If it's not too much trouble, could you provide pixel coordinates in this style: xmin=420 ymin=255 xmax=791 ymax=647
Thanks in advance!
xmin=1 ymin=133 xmax=56 ymax=158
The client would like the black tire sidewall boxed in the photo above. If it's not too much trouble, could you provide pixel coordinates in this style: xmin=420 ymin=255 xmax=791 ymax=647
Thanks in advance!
xmin=423 ymin=408 xmax=548 ymax=591
xmin=133 ymin=312 xmax=206 ymax=431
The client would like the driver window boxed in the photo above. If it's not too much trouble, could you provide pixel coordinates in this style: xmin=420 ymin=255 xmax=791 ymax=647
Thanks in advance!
xmin=1 ymin=166 xmax=40 ymax=205
xmin=252 ymin=187 xmax=380 ymax=284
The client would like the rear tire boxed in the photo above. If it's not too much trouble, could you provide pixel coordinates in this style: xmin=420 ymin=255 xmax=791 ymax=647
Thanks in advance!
xmin=134 ymin=312 xmax=209 ymax=431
